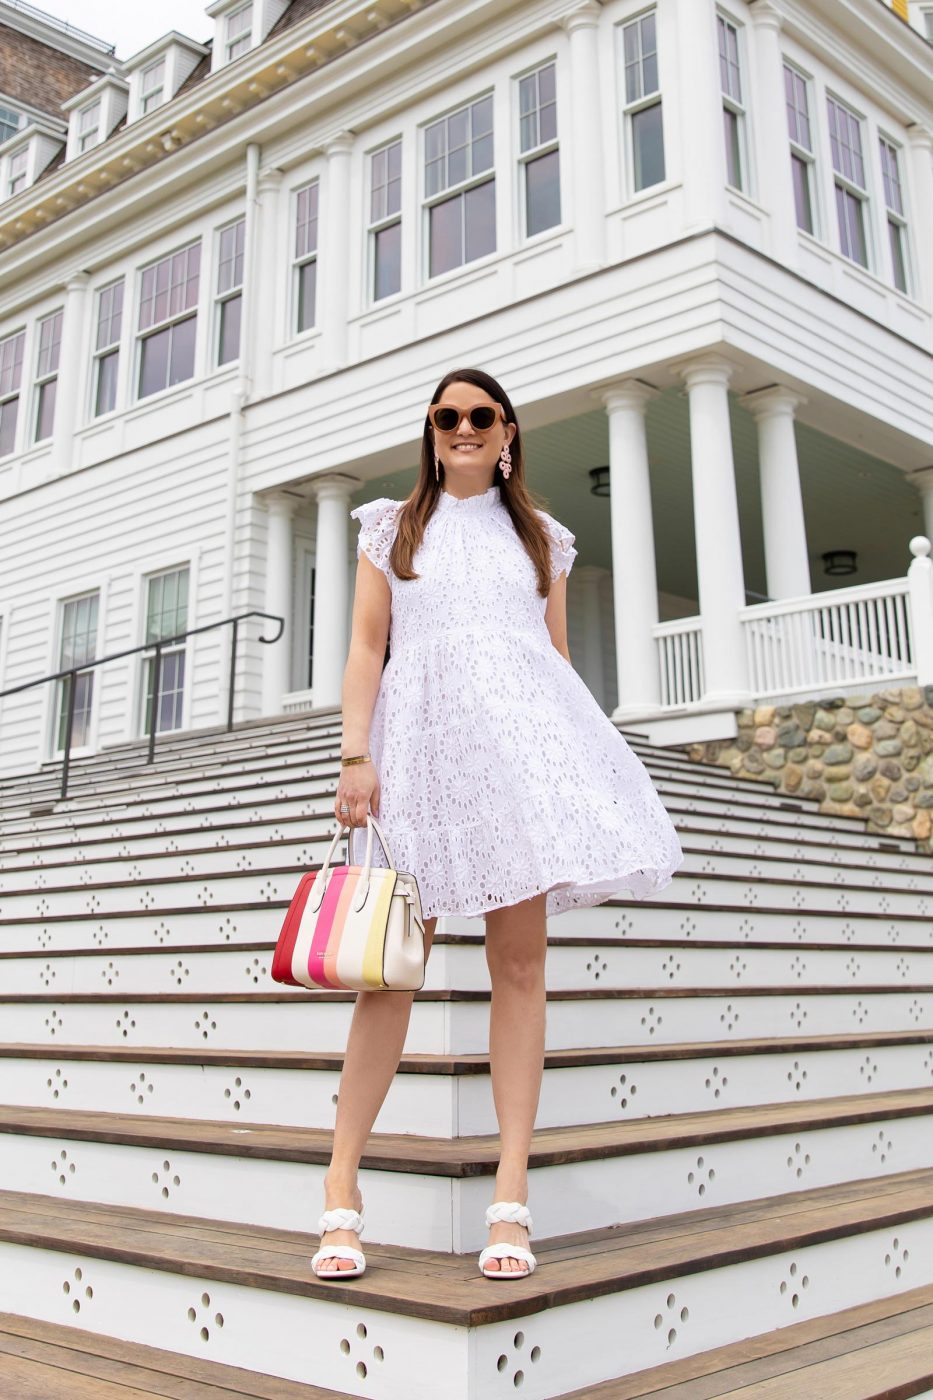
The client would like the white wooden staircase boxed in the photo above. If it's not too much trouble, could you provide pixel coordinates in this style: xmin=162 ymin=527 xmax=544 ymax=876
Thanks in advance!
xmin=0 ymin=709 xmax=932 ymax=1399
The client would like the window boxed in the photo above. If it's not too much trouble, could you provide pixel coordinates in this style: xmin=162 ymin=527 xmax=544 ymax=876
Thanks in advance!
xmin=518 ymin=62 xmax=561 ymax=234
xmin=0 ymin=104 xmax=20 ymax=145
xmin=0 ymin=329 xmax=25 ymax=458
xmin=424 ymin=95 xmax=495 ymax=278
xmin=141 ymin=58 xmax=166 ymax=114
xmin=622 ymin=12 xmax=664 ymax=193
xmin=56 ymin=593 xmax=99 ymax=751
xmin=718 ymin=14 xmax=746 ymax=192
xmin=216 ymin=217 xmax=245 ymax=364
xmin=827 ymin=95 xmax=868 ymax=268
xmin=879 ymin=136 xmax=908 ymax=294
xmin=369 ymin=141 xmax=402 ymax=301
xmin=8 ymin=147 xmax=28 ymax=197
xmin=93 ymin=280 xmax=124 ymax=417
xmin=925 ymin=11 xmax=933 ymax=41
xmin=226 ymin=3 xmax=252 ymax=62
xmin=77 ymin=100 xmax=101 ymax=154
xmin=137 ymin=242 xmax=200 ymax=398
xmin=784 ymin=64 xmax=815 ymax=234
xmin=142 ymin=566 xmax=189 ymax=735
xmin=294 ymin=182 xmax=318 ymax=332
xmin=34 ymin=309 xmax=62 ymax=442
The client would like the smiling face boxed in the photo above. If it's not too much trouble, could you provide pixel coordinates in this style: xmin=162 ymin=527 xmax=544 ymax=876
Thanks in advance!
xmin=429 ymin=381 xmax=517 ymax=488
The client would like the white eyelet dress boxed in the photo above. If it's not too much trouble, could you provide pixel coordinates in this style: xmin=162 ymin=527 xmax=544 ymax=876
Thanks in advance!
xmin=347 ymin=484 xmax=683 ymax=919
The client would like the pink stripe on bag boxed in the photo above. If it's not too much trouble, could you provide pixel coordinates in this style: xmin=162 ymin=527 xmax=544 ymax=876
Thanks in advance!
xmin=307 ymin=865 xmax=349 ymax=988
xmin=323 ymin=867 xmax=360 ymax=985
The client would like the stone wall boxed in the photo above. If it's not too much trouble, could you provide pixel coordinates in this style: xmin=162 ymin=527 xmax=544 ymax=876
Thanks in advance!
xmin=683 ymin=684 xmax=933 ymax=850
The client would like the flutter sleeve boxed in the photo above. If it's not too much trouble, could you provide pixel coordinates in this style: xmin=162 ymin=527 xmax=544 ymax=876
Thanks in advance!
xmin=349 ymin=498 xmax=402 ymax=579
xmin=537 ymin=509 xmax=578 ymax=581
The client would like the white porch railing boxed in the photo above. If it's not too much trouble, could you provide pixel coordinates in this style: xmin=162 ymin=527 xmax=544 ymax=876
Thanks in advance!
xmin=649 ymin=539 xmax=933 ymax=712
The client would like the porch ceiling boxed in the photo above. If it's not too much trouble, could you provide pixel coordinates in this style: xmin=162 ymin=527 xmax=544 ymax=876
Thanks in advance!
xmin=353 ymin=386 xmax=924 ymax=616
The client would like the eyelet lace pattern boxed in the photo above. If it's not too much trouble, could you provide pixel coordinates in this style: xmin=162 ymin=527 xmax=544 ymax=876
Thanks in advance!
xmin=347 ymin=485 xmax=683 ymax=918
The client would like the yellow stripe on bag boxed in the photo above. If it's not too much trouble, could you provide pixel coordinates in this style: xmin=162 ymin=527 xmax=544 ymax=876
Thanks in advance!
xmin=361 ymin=872 xmax=397 ymax=988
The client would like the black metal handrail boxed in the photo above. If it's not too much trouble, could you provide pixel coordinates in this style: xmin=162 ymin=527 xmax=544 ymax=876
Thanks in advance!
xmin=0 ymin=611 xmax=284 ymax=800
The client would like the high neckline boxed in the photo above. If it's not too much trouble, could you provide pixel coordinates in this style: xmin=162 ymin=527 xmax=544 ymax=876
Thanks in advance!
xmin=437 ymin=484 xmax=501 ymax=513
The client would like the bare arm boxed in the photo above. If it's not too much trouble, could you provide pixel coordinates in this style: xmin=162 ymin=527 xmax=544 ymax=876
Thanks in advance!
xmin=543 ymin=571 xmax=572 ymax=663
xmin=336 ymin=553 xmax=391 ymax=824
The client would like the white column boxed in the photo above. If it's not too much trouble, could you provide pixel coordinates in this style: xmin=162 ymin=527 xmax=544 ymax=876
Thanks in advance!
xmin=319 ymin=131 xmax=354 ymax=372
xmin=559 ymin=2 xmax=606 ymax=275
xmin=251 ymin=166 xmax=283 ymax=399
xmin=575 ymin=566 xmax=607 ymax=709
xmin=908 ymin=466 xmax=933 ymax=542
xmin=595 ymin=380 xmax=662 ymax=717
xmin=262 ymin=492 xmax=298 ymax=714
xmin=748 ymin=1 xmax=798 ymax=267
xmin=740 ymin=385 xmax=810 ymax=600
xmin=310 ymin=476 xmax=356 ymax=709
xmin=905 ymin=125 xmax=933 ymax=308
xmin=678 ymin=353 xmax=750 ymax=706
xmin=53 ymin=271 xmax=90 ymax=475
xmin=673 ymin=0 xmax=726 ymax=233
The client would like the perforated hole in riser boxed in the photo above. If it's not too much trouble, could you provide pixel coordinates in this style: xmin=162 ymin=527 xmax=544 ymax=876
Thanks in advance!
xmin=653 ymin=1290 xmax=689 ymax=1350
xmin=338 ymin=1320 xmax=387 ymax=1383
xmin=153 ymin=1158 xmax=182 ymax=1200
xmin=779 ymin=1259 xmax=811 ymax=1310
xmin=61 ymin=1266 xmax=93 ymax=1317
xmin=493 ymin=1326 xmax=542 ymax=1387
xmin=186 ymin=1289 xmax=223 ymax=1344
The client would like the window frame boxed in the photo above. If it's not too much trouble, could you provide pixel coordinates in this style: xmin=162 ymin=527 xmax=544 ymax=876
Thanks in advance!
xmin=91 ymin=278 xmax=125 ymax=419
xmin=139 ymin=563 xmax=191 ymax=738
xmin=878 ymin=132 xmax=910 ymax=296
xmin=140 ymin=58 xmax=166 ymax=115
xmin=421 ymin=92 xmax=497 ymax=282
xmin=515 ymin=58 xmax=562 ymax=238
xmin=825 ymin=91 xmax=872 ymax=271
xmin=33 ymin=307 xmax=63 ymax=445
xmin=783 ymin=59 xmax=818 ymax=238
xmin=0 ymin=326 xmax=26 ymax=459
xmin=225 ymin=2 xmax=253 ymax=63
xmin=214 ymin=215 xmax=246 ymax=366
xmin=292 ymin=179 xmax=319 ymax=335
xmin=0 ymin=103 xmax=22 ymax=146
xmin=135 ymin=239 xmax=202 ymax=401
xmin=367 ymin=138 xmax=403 ymax=304
xmin=717 ymin=11 xmax=749 ymax=195
xmin=53 ymin=589 xmax=100 ymax=756
xmin=619 ymin=9 xmax=666 ymax=197
xmin=76 ymin=98 xmax=102 ymax=154
xmin=7 ymin=145 xmax=28 ymax=197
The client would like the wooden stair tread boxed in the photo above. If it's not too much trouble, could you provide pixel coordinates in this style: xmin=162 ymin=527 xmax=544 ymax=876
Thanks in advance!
xmin=0 ymin=1088 xmax=930 ymax=1168
xmin=556 ymin=1284 xmax=933 ymax=1398
xmin=1 ymin=1027 xmax=930 ymax=1070
xmin=0 ymin=1169 xmax=931 ymax=1326
xmin=0 ymin=1311 xmax=345 ymax=1399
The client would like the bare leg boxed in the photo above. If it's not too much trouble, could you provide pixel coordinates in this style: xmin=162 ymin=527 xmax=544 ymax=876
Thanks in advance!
xmin=317 ymin=914 xmax=439 ymax=1271
xmin=481 ymin=891 xmax=548 ymax=1273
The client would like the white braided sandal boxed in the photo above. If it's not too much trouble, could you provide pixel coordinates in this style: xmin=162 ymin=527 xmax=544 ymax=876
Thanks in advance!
xmin=310 ymin=1205 xmax=366 ymax=1279
xmin=478 ymin=1201 xmax=536 ymax=1279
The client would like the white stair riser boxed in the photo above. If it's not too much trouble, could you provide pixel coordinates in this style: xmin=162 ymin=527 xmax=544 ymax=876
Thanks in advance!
xmin=1 ymin=1217 xmax=932 ymax=1400
xmin=5 ymin=842 xmax=933 ymax=898
xmin=5 ymin=905 xmax=932 ymax=956
xmin=1 ymin=1043 xmax=931 ymax=1134
xmin=1 ymin=993 xmax=931 ymax=1053
xmin=3 ymin=1118 xmax=932 ymax=1246
xmin=4 ymin=943 xmax=933 ymax=996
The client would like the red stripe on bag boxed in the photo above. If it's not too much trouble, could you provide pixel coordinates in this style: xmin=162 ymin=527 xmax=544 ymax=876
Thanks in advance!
xmin=271 ymin=870 xmax=317 ymax=985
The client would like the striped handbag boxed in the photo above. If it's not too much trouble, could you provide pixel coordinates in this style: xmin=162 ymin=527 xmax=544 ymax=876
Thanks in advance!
xmin=271 ymin=814 xmax=426 ymax=991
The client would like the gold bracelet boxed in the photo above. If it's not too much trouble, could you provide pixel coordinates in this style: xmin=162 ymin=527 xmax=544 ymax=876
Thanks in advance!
xmin=341 ymin=753 xmax=372 ymax=766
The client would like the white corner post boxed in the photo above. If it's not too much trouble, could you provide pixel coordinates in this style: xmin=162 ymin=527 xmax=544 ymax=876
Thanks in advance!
xmin=908 ymin=466 xmax=933 ymax=543
xmin=559 ymin=2 xmax=607 ymax=275
xmin=574 ymin=566 xmax=608 ymax=709
xmin=309 ymin=476 xmax=357 ymax=710
xmin=905 ymin=126 xmax=933 ymax=308
xmin=52 ymin=272 xmax=90 ymax=475
xmin=250 ymin=166 xmax=283 ymax=400
xmin=908 ymin=537 xmax=933 ymax=688
xmin=740 ymin=385 xmax=810 ymax=599
xmin=319 ymin=131 xmax=354 ymax=372
xmin=747 ymin=1 xmax=798 ymax=267
xmin=673 ymin=0 xmax=726 ymax=233
xmin=678 ymin=353 xmax=751 ymax=707
xmin=262 ymin=492 xmax=298 ymax=715
xmin=595 ymin=380 xmax=662 ymax=719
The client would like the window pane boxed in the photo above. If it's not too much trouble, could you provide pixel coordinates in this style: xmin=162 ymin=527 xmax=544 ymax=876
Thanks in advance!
xmin=525 ymin=148 xmax=560 ymax=236
xmin=297 ymin=260 xmax=316 ymax=331
xmin=296 ymin=184 xmax=318 ymax=258
xmin=139 ymin=326 xmax=170 ymax=397
xmin=95 ymin=349 xmax=119 ymax=416
xmin=97 ymin=281 xmax=124 ymax=350
xmin=35 ymin=379 xmax=56 ymax=442
xmin=374 ymin=221 xmax=401 ymax=300
xmin=791 ymin=154 xmax=813 ymax=233
xmin=0 ymin=330 xmax=25 ymax=395
xmin=724 ymin=107 xmax=741 ymax=188
xmin=464 ymin=178 xmax=496 ymax=263
xmin=168 ymin=314 xmax=196 ymax=385
xmin=471 ymin=132 xmax=493 ymax=175
xmin=888 ymin=219 xmax=907 ymax=293
xmin=218 ymin=291 xmax=242 ymax=364
xmin=218 ymin=219 xmax=245 ymax=293
xmin=429 ymin=193 xmax=463 ymax=277
xmin=0 ymin=397 xmax=19 ymax=457
xmin=633 ymin=102 xmax=665 ymax=191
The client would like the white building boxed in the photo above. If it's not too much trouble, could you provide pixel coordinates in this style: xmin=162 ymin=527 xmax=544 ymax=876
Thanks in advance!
xmin=0 ymin=0 xmax=931 ymax=775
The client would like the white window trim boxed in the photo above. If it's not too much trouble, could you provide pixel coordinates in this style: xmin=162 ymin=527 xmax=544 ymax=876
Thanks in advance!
xmin=44 ymin=578 xmax=109 ymax=762
xmin=513 ymin=57 xmax=562 ymax=239
xmin=90 ymin=278 xmax=126 ymax=421
xmin=824 ymin=89 xmax=875 ymax=274
xmin=214 ymin=215 xmax=245 ymax=365
xmin=140 ymin=58 xmax=166 ymax=115
xmin=420 ymin=91 xmax=497 ymax=285
xmin=366 ymin=138 xmax=403 ymax=305
xmin=618 ymin=9 xmax=665 ymax=201
xmin=783 ymin=59 xmax=821 ymax=240
xmin=0 ymin=324 xmax=28 ymax=461
xmin=225 ymin=2 xmax=254 ymax=64
xmin=76 ymin=99 xmax=102 ymax=155
xmin=32 ymin=308 xmax=63 ymax=445
xmin=291 ymin=178 xmax=320 ymax=337
xmin=877 ymin=130 xmax=911 ymax=295
xmin=133 ymin=239 xmax=203 ymax=403
xmin=717 ymin=9 xmax=752 ymax=198
xmin=134 ymin=560 xmax=196 ymax=741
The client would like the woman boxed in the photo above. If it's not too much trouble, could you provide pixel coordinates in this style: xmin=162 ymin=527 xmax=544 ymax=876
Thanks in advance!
xmin=312 ymin=367 xmax=683 ymax=1281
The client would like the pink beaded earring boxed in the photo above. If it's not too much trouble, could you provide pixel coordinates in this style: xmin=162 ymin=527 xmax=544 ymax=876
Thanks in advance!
xmin=434 ymin=449 xmax=440 ymax=481
xmin=499 ymin=439 xmax=512 ymax=480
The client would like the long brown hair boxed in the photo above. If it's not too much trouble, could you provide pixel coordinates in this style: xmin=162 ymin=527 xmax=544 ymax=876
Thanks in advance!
xmin=387 ymin=367 xmax=555 ymax=597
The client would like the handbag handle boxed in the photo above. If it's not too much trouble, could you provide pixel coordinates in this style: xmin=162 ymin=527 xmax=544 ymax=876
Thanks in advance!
xmin=313 ymin=814 xmax=397 ymax=911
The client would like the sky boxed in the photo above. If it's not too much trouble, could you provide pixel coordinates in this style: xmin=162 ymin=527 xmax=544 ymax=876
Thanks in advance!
xmin=26 ymin=1 xmax=214 ymax=60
